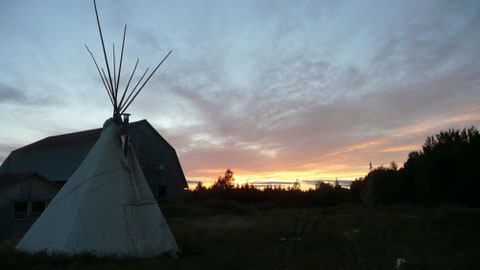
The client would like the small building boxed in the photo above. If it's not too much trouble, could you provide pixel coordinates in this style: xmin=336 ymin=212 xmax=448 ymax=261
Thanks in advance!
xmin=0 ymin=172 xmax=60 ymax=235
xmin=0 ymin=119 xmax=188 ymax=201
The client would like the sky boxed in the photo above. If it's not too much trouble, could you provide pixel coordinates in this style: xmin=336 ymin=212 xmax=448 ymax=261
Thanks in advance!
xmin=1 ymin=0 xmax=479 ymax=188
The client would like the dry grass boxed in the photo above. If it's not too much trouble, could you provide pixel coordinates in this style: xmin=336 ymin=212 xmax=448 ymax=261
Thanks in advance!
xmin=1 ymin=203 xmax=479 ymax=269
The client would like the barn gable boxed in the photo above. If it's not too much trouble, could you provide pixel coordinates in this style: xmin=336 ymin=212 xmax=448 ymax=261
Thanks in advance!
xmin=0 ymin=172 xmax=60 ymax=234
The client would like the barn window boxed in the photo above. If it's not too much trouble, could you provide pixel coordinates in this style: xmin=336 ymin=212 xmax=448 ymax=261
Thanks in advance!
xmin=158 ymin=185 xmax=167 ymax=196
xmin=12 ymin=201 xmax=29 ymax=218
xmin=31 ymin=201 xmax=47 ymax=217
xmin=11 ymin=201 xmax=48 ymax=218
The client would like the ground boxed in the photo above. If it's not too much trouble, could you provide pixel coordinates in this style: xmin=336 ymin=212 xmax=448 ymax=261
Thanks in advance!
xmin=1 ymin=201 xmax=479 ymax=269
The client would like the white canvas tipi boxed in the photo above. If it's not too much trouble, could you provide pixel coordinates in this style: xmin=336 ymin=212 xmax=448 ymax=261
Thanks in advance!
xmin=16 ymin=120 xmax=179 ymax=257
xmin=17 ymin=0 xmax=179 ymax=257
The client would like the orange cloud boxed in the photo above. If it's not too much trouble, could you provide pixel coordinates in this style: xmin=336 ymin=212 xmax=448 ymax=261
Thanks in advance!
xmin=379 ymin=145 xmax=419 ymax=153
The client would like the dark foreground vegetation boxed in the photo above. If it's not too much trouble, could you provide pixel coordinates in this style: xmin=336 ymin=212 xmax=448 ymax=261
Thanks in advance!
xmin=1 ymin=127 xmax=478 ymax=269
xmin=1 ymin=203 xmax=479 ymax=269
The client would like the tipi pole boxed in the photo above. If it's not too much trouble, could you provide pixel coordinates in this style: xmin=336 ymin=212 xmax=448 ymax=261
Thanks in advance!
xmin=116 ymin=25 xmax=127 ymax=97
xmin=119 ymin=67 xmax=150 ymax=112
xmin=85 ymin=44 xmax=115 ymax=106
xmin=93 ymin=0 xmax=116 ymax=112
xmin=118 ymin=58 xmax=138 ymax=109
xmin=120 ymin=50 xmax=172 ymax=114
xmin=113 ymin=43 xmax=117 ymax=98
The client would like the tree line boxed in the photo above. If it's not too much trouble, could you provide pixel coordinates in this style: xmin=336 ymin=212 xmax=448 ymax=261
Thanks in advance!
xmin=190 ymin=126 xmax=480 ymax=207
xmin=351 ymin=126 xmax=480 ymax=206
xmin=192 ymin=169 xmax=350 ymax=207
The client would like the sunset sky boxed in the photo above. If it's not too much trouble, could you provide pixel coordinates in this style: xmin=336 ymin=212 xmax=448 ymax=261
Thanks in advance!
xmin=1 ymin=1 xmax=479 ymax=188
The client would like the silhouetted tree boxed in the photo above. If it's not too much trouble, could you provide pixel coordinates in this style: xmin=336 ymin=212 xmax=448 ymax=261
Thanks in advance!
xmin=362 ymin=166 xmax=400 ymax=205
xmin=194 ymin=181 xmax=206 ymax=192
xmin=390 ymin=161 xmax=398 ymax=171
xmin=212 ymin=169 xmax=235 ymax=190
xmin=402 ymin=126 xmax=480 ymax=205
xmin=291 ymin=179 xmax=301 ymax=190
xmin=350 ymin=178 xmax=365 ymax=203
xmin=356 ymin=126 xmax=480 ymax=206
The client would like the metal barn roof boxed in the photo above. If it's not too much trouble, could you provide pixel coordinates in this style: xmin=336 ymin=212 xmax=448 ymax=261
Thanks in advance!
xmin=0 ymin=120 xmax=187 ymax=188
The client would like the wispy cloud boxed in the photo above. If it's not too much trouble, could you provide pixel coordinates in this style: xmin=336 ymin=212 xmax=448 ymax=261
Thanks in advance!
xmin=0 ymin=83 xmax=62 ymax=106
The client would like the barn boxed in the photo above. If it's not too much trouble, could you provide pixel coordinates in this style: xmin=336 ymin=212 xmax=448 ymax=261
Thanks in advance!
xmin=0 ymin=119 xmax=188 ymax=235
xmin=0 ymin=172 xmax=60 ymax=235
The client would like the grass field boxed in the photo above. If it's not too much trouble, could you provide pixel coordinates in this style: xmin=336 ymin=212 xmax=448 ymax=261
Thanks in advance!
xmin=1 ymin=201 xmax=479 ymax=269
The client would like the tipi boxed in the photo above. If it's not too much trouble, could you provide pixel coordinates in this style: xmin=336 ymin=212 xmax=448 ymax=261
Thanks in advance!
xmin=16 ymin=0 xmax=179 ymax=257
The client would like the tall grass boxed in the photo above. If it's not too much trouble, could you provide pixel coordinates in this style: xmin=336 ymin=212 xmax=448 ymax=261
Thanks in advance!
xmin=1 ymin=203 xmax=479 ymax=269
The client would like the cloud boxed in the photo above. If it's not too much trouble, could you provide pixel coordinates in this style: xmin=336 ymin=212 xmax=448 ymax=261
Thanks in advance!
xmin=0 ymin=84 xmax=27 ymax=104
xmin=248 ymin=181 xmax=296 ymax=186
xmin=186 ymin=180 xmax=202 ymax=185
xmin=301 ymin=179 xmax=352 ymax=186
xmin=161 ymin=1 xmax=480 ymax=182
xmin=0 ymin=83 xmax=64 ymax=106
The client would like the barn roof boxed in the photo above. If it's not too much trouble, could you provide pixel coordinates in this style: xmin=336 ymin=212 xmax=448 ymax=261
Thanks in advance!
xmin=0 ymin=120 xmax=187 ymax=188
xmin=0 ymin=121 xmax=143 ymax=181
xmin=0 ymin=135 xmax=98 ymax=182
xmin=15 ymin=120 xmax=143 ymax=153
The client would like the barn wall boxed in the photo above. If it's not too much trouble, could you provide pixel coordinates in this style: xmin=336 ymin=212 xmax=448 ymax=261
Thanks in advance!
xmin=0 ymin=176 xmax=59 ymax=235
xmin=130 ymin=124 xmax=187 ymax=200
